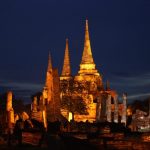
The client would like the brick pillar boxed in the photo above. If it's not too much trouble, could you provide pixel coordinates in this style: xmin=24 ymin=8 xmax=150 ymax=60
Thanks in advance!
xmin=114 ymin=95 xmax=118 ymax=123
xmin=106 ymin=94 xmax=111 ymax=122
xmin=121 ymin=93 xmax=127 ymax=125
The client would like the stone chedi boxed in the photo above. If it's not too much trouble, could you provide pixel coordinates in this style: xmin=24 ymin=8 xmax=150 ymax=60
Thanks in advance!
xmin=31 ymin=53 xmax=61 ymax=124
xmin=34 ymin=20 xmax=128 ymax=124
xmin=46 ymin=68 xmax=61 ymax=122
xmin=43 ymin=54 xmax=61 ymax=122
xmin=73 ymin=20 xmax=103 ymax=122
xmin=59 ymin=20 xmax=127 ymax=123
xmin=76 ymin=20 xmax=101 ymax=78
xmin=43 ymin=53 xmax=53 ymax=104
xmin=60 ymin=38 xmax=72 ymax=81
xmin=75 ymin=20 xmax=102 ymax=88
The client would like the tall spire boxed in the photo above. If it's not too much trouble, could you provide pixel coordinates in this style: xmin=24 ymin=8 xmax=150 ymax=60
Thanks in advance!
xmin=47 ymin=52 xmax=52 ymax=73
xmin=61 ymin=38 xmax=71 ymax=77
xmin=78 ymin=20 xmax=98 ymax=75
xmin=81 ymin=19 xmax=94 ymax=64
xmin=45 ymin=52 xmax=53 ymax=87
xmin=43 ymin=52 xmax=54 ymax=104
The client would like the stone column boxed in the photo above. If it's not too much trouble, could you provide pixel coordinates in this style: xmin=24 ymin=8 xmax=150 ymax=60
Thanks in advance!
xmin=6 ymin=91 xmax=13 ymax=112
xmin=121 ymin=93 xmax=127 ymax=125
xmin=106 ymin=94 xmax=112 ymax=122
xmin=31 ymin=96 xmax=38 ymax=112
xmin=6 ymin=91 xmax=14 ymax=135
xmin=39 ymin=95 xmax=45 ymax=106
xmin=101 ymin=94 xmax=107 ymax=122
xmin=114 ymin=95 xmax=118 ymax=123
xmin=14 ymin=114 xmax=19 ymax=123
xmin=42 ymin=110 xmax=47 ymax=130
xmin=6 ymin=91 xmax=14 ymax=125
xmin=96 ymin=96 xmax=101 ymax=122
xmin=8 ymin=109 xmax=15 ymax=128
xmin=43 ymin=87 xmax=48 ymax=104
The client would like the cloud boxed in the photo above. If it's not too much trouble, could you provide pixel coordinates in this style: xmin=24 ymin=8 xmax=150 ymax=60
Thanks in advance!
xmin=0 ymin=80 xmax=43 ymax=103
xmin=110 ymin=72 xmax=150 ymax=87
xmin=107 ymin=72 xmax=150 ymax=102
xmin=127 ymin=92 xmax=150 ymax=100
xmin=0 ymin=81 xmax=43 ymax=90
xmin=1 ymin=72 xmax=150 ymax=104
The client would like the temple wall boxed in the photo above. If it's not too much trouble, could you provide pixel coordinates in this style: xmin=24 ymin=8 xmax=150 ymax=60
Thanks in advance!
xmin=74 ymin=103 xmax=96 ymax=122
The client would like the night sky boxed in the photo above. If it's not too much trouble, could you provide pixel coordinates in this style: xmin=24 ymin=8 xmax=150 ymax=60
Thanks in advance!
xmin=0 ymin=0 xmax=150 ymax=103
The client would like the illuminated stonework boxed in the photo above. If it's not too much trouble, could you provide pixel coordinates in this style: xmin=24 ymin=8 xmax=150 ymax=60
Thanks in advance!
xmin=66 ymin=20 xmax=102 ymax=122
xmin=31 ymin=96 xmax=38 ymax=112
xmin=6 ymin=91 xmax=13 ymax=112
xmin=31 ymin=55 xmax=61 ymax=124
xmin=106 ymin=94 xmax=112 ymax=122
xmin=59 ymin=20 xmax=127 ymax=123
xmin=43 ymin=53 xmax=53 ymax=104
xmin=60 ymin=38 xmax=72 ymax=79
xmin=121 ymin=93 xmax=127 ymax=125
xmin=114 ymin=95 xmax=118 ymax=123
xmin=131 ymin=109 xmax=150 ymax=132
xmin=38 ymin=20 xmax=128 ymax=124
xmin=6 ymin=91 xmax=15 ymax=129
xmin=76 ymin=20 xmax=101 ymax=78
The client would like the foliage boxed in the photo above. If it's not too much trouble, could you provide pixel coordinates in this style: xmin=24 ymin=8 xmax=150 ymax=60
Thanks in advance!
xmin=61 ymin=95 xmax=88 ymax=115
xmin=60 ymin=79 xmax=93 ymax=119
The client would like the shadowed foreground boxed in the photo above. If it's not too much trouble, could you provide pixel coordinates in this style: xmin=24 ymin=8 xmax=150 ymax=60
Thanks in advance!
xmin=1 ymin=133 xmax=150 ymax=150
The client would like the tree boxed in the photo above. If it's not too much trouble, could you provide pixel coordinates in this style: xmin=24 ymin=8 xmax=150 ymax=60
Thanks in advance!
xmin=60 ymin=79 xmax=90 ymax=120
xmin=61 ymin=95 xmax=88 ymax=120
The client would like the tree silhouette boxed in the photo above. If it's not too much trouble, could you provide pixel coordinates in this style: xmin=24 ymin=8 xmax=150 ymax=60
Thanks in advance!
xmin=61 ymin=95 xmax=88 ymax=120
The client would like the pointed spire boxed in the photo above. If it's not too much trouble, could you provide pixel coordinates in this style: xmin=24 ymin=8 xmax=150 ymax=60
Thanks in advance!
xmin=45 ymin=52 xmax=53 ymax=87
xmin=81 ymin=19 xmax=94 ymax=64
xmin=78 ymin=20 xmax=99 ymax=75
xmin=61 ymin=38 xmax=71 ymax=76
xmin=47 ymin=52 xmax=52 ymax=73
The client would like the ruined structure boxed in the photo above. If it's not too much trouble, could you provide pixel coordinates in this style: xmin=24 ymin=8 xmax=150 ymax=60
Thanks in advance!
xmin=59 ymin=20 xmax=127 ymax=123
xmin=46 ymin=68 xmax=61 ymax=122
xmin=131 ymin=109 xmax=150 ymax=132
xmin=106 ymin=94 xmax=112 ymax=122
xmin=43 ymin=53 xmax=53 ymax=104
xmin=6 ymin=91 xmax=15 ymax=130
xmin=31 ymin=53 xmax=61 ymax=124
xmin=60 ymin=20 xmax=103 ymax=122
xmin=73 ymin=20 xmax=102 ymax=122
xmin=121 ymin=93 xmax=127 ymax=125
xmin=31 ymin=96 xmax=44 ymax=122
xmin=31 ymin=20 xmax=127 ymax=124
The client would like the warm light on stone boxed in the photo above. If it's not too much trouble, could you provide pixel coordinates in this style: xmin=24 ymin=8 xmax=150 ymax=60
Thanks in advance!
xmin=42 ymin=110 xmax=47 ymax=129
xmin=127 ymin=108 xmax=132 ymax=116
xmin=68 ymin=112 xmax=73 ymax=122
xmin=9 ymin=109 xmax=15 ymax=124
xmin=36 ymin=20 xmax=128 ymax=124
xmin=121 ymin=93 xmax=127 ymax=125
xmin=6 ymin=91 xmax=13 ymax=112
xmin=44 ymin=53 xmax=53 ymax=104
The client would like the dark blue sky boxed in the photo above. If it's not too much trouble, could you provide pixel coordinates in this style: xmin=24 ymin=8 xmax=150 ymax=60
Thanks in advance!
xmin=0 ymin=0 xmax=150 ymax=103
